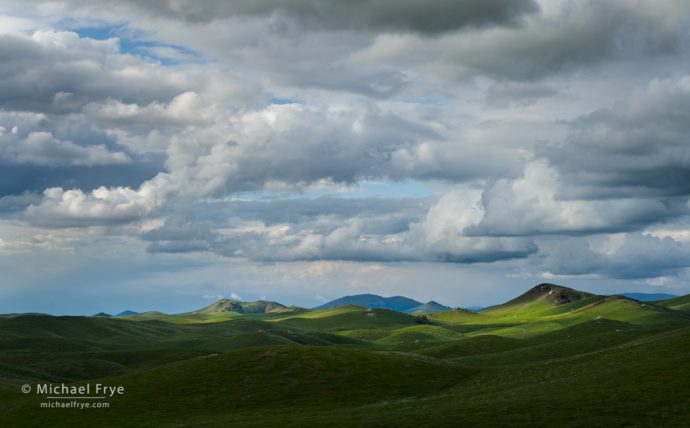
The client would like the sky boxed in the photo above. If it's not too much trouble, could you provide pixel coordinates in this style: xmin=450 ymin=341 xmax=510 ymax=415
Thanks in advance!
xmin=1 ymin=0 xmax=690 ymax=315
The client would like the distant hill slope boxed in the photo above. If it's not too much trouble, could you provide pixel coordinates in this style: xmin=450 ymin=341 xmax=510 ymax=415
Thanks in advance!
xmin=314 ymin=294 xmax=422 ymax=312
xmin=656 ymin=294 xmax=690 ymax=313
xmin=196 ymin=299 xmax=286 ymax=314
xmin=116 ymin=310 xmax=139 ymax=317
xmin=408 ymin=301 xmax=451 ymax=313
xmin=620 ymin=293 xmax=677 ymax=301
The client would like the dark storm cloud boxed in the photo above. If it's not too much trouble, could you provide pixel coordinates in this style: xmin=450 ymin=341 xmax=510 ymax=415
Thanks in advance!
xmin=51 ymin=0 xmax=539 ymax=34
xmin=350 ymin=0 xmax=689 ymax=82
xmin=541 ymin=77 xmax=690 ymax=199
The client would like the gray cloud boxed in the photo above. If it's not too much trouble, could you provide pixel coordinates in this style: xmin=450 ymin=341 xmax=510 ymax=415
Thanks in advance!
xmin=0 ymin=130 xmax=129 ymax=166
xmin=349 ymin=0 xmax=690 ymax=81
xmin=1 ymin=1 xmax=690 ymax=298
xmin=0 ymin=112 xmax=163 ymax=197
xmin=142 ymin=189 xmax=537 ymax=264
xmin=485 ymin=81 xmax=558 ymax=107
xmin=542 ymin=77 xmax=690 ymax=199
xmin=0 ymin=32 xmax=187 ymax=114
xmin=539 ymin=233 xmax=690 ymax=280
xmin=41 ymin=0 xmax=539 ymax=34
xmin=159 ymin=103 xmax=522 ymax=199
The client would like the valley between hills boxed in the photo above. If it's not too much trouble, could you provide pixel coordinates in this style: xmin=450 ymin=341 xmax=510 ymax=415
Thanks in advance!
xmin=2 ymin=283 xmax=690 ymax=427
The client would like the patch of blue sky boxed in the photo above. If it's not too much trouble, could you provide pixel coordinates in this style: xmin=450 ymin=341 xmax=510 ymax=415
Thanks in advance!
xmin=348 ymin=180 xmax=435 ymax=199
xmin=270 ymin=97 xmax=302 ymax=105
xmin=71 ymin=25 xmax=118 ymax=40
xmin=399 ymin=96 xmax=444 ymax=106
xmin=67 ymin=22 xmax=201 ymax=65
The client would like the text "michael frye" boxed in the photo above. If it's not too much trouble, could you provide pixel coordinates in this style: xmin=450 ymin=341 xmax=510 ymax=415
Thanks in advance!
xmin=36 ymin=383 xmax=125 ymax=397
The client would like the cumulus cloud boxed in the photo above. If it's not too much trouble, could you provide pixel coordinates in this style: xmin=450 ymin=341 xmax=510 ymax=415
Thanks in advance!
xmin=467 ymin=160 xmax=687 ymax=236
xmin=158 ymin=102 xmax=520 ymax=197
xmin=25 ymin=175 xmax=169 ymax=226
xmin=84 ymin=91 xmax=218 ymax=126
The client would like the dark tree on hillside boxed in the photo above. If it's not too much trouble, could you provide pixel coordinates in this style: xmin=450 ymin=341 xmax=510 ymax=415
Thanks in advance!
xmin=414 ymin=314 xmax=430 ymax=324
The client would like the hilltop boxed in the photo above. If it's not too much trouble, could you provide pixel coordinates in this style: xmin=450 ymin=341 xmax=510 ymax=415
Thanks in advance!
xmin=116 ymin=310 xmax=138 ymax=317
xmin=314 ymin=293 xmax=450 ymax=313
xmin=196 ymin=299 xmax=287 ymax=314
xmin=508 ymin=283 xmax=595 ymax=305
xmin=408 ymin=301 xmax=451 ymax=313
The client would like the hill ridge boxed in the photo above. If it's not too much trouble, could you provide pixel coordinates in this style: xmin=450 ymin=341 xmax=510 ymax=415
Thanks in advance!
xmin=197 ymin=299 xmax=286 ymax=314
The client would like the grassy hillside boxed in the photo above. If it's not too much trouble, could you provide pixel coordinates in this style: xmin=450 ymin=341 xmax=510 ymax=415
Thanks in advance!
xmin=1 ymin=284 xmax=689 ymax=426
xmin=656 ymin=293 xmax=690 ymax=313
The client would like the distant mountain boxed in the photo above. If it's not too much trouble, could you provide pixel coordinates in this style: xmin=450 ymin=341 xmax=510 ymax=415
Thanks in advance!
xmin=314 ymin=294 xmax=451 ymax=313
xmin=314 ymin=294 xmax=423 ymax=312
xmin=197 ymin=299 xmax=286 ymax=314
xmin=92 ymin=312 xmax=112 ymax=317
xmin=408 ymin=301 xmax=451 ymax=313
xmin=619 ymin=293 xmax=677 ymax=302
xmin=116 ymin=310 xmax=139 ymax=316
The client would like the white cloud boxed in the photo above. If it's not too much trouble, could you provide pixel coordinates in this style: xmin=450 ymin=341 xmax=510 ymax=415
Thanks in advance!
xmin=468 ymin=160 xmax=684 ymax=236
xmin=0 ymin=130 xmax=129 ymax=166
xmin=25 ymin=174 xmax=169 ymax=226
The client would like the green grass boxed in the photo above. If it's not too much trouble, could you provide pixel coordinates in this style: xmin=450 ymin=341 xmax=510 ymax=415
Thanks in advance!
xmin=1 ymin=284 xmax=689 ymax=426
xmin=656 ymin=293 xmax=690 ymax=313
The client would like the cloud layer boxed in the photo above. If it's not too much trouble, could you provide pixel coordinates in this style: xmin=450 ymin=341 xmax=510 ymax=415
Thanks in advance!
xmin=2 ymin=0 xmax=690 ymax=310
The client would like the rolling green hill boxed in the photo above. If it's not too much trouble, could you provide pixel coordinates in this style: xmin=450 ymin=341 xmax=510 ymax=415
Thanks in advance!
xmin=656 ymin=293 xmax=690 ymax=313
xmin=1 ymin=283 xmax=689 ymax=426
